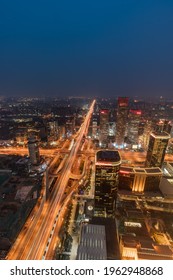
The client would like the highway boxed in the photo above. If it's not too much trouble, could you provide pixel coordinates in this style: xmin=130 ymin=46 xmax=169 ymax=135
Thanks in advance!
xmin=7 ymin=99 xmax=95 ymax=260
xmin=1 ymin=147 xmax=173 ymax=165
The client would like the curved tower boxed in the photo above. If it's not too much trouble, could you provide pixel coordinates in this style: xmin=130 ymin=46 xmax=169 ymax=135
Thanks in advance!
xmin=94 ymin=150 xmax=121 ymax=217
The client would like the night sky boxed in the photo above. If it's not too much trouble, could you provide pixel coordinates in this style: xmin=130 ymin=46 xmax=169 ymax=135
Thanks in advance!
xmin=1 ymin=0 xmax=173 ymax=98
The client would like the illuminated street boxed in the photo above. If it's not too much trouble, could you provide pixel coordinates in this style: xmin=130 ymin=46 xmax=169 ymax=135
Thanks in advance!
xmin=6 ymin=100 xmax=95 ymax=260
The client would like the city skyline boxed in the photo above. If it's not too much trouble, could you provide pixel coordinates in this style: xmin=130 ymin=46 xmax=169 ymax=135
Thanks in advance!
xmin=1 ymin=0 xmax=173 ymax=262
xmin=1 ymin=1 xmax=173 ymax=98
xmin=0 ymin=96 xmax=173 ymax=260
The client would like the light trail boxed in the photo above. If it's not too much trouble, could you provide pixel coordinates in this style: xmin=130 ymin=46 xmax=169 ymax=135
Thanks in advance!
xmin=7 ymin=100 xmax=95 ymax=260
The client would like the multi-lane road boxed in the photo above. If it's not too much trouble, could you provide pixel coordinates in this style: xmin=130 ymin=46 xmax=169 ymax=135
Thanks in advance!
xmin=7 ymin=100 xmax=95 ymax=260
xmin=1 ymin=146 xmax=173 ymax=165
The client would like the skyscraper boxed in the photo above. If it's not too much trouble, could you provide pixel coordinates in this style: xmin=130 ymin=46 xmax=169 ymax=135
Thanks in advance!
xmin=99 ymin=109 xmax=109 ymax=148
xmin=155 ymin=119 xmax=172 ymax=134
xmin=116 ymin=97 xmax=129 ymax=148
xmin=94 ymin=150 xmax=121 ymax=217
xmin=145 ymin=132 xmax=170 ymax=168
xmin=28 ymin=136 xmax=40 ymax=165
xmin=92 ymin=113 xmax=98 ymax=139
xmin=140 ymin=120 xmax=154 ymax=150
xmin=127 ymin=109 xmax=142 ymax=145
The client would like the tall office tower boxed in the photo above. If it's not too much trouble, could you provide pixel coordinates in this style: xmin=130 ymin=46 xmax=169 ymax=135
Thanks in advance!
xmin=48 ymin=120 xmax=58 ymax=140
xmin=127 ymin=109 xmax=142 ymax=145
xmin=155 ymin=119 xmax=172 ymax=134
xmin=94 ymin=150 xmax=121 ymax=217
xmin=163 ymin=120 xmax=172 ymax=134
xmin=92 ymin=120 xmax=97 ymax=138
xmin=145 ymin=132 xmax=170 ymax=168
xmin=28 ymin=136 xmax=40 ymax=165
xmin=119 ymin=166 xmax=162 ymax=193
xmin=155 ymin=120 xmax=164 ymax=133
xmin=138 ymin=120 xmax=145 ymax=138
xmin=99 ymin=109 xmax=109 ymax=148
xmin=140 ymin=120 xmax=153 ymax=149
xmin=116 ymin=97 xmax=129 ymax=148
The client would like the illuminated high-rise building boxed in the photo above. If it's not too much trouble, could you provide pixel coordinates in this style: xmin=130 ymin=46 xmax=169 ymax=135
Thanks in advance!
xmin=92 ymin=113 xmax=98 ymax=139
xmin=48 ymin=120 xmax=58 ymax=140
xmin=92 ymin=120 xmax=98 ymax=138
xmin=94 ymin=150 xmax=121 ymax=217
xmin=140 ymin=120 xmax=154 ymax=150
xmin=99 ymin=109 xmax=109 ymax=147
xmin=116 ymin=97 xmax=129 ymax=147
xmin=155 ymin=119 xmax=172 ymax=134
xmin=127 ymin=109 xmax=142 ymax=145
xmin=163 ymin=120 xmax=172 ymax=134
xmin=145 ymin=132 xmax=170 ymax=168
xmin=28 ymin=136 xmax=40 ymax=165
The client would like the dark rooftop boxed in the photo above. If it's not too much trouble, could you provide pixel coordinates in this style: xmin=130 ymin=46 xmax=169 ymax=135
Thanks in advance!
xmin=120 ymin=167 xmax=134 ymax=172
xmin=151 ymin=131 xmax=170 ymax=137
xmin=77 ymin=224 xmax=107 ymax=260
xmin=145 ymin=168 xmax=162 ymax=174
xmin=134 ymin=168 xmax=145 ymax=173
xmin=90 ymin=217 xmax=120 ymax=260
xmin=96 ymin=150 xmax=121 ymax=163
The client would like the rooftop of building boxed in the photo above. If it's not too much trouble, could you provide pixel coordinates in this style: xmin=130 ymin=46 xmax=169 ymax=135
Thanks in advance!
xmin=77 ymin=224 xmax=107 ymax=260
xmin=120 ymin=166 xmax=162 ymax=175
xmin=138 ymin=244 xmax=173 ymax=260
xmin=121 ymin=234 xmax=173 ymax=259
xmin=90 ymin=217 xmax=120 ymax=260
xmin=150 ymin=131 xmax=170 ymax=139
xmin=96 ymin=150 xmax=121 ymax=163
xmin=145 ymin=168 xmax=162 ymax=174
xmin=100 ymin=109 xmax=109 ymax=114
xmin=118 ymin=195 xmax=173 ymax=259
xmin=159 ymin=177 xmax=173 ymax=198
xmin=168 ymin=162 xmax=173 ymax=168
xmin=28 ymin=135 xmax=39 ymax=143
xmin=134 ymin=168 xmax=146 ymax=173
xmin=120 ymin=166 xmax=134 ymax=173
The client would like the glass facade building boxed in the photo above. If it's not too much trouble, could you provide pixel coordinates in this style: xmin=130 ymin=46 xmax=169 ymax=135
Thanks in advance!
xmin=145 ymin=132 xmax=170 ymax=168
xmin=116 ymin=97 xmax=129 ymax=147
xmin=95 ymin=150 xmax=121 ymax=217
xmin=99 ymin=109 xmax=109 ymax=148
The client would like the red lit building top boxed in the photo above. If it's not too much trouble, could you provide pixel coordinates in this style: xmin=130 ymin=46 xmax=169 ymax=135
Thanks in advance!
xmin=118 ymin=97 xmax=129 ymax=107
xmin=100 ymin=109 xmax=109 ymax=114
xmin=130 ymin=109 xmax=142 ymax=115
